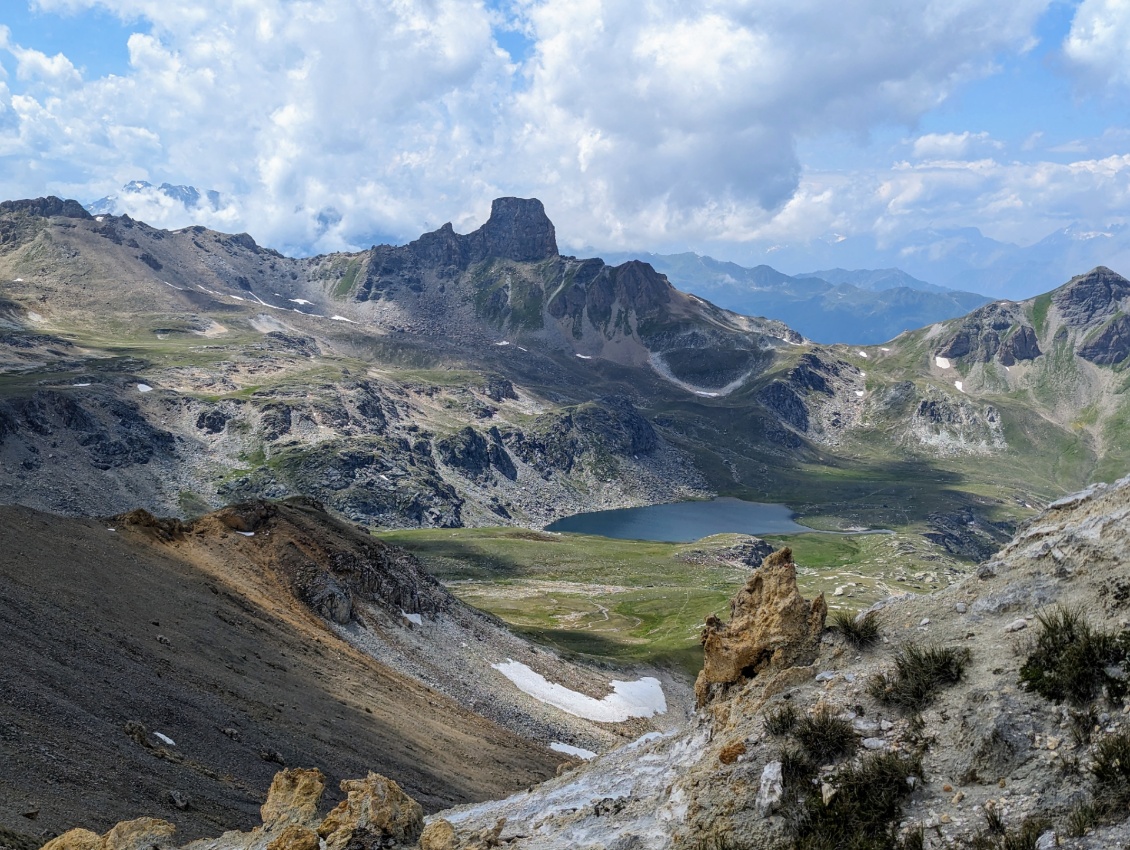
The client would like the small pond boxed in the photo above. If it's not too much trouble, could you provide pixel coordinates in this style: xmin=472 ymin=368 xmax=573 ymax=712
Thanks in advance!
xmin=544 ymin=497 xmax=809 ymax=543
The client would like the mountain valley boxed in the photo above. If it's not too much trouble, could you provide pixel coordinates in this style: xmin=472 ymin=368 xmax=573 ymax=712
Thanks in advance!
xmin=4 ymin=194 xmax=1130 ymax=847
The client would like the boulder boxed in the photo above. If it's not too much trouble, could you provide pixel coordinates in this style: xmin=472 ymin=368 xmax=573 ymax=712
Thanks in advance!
xmin=264 ymin=825 xmax=319 ymax=850
xmin=41 ymin=830 xmax=102 ymax=850
xmin=260 ymin=768 xmax=326 ymax=831
xmin=317 ymin=773 xmax=424 ymax=850
xmin=695 ymin=547 xmax=827 ymax=706
xmin=418 ymin=819 xmax=457 ymax=850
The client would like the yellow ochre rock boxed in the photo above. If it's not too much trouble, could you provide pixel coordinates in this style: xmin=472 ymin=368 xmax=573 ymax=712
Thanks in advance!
xmin=695 ymin=547 xmax=827 ymax=707
xmin=318 ymin=772 xmax=424 ymax=850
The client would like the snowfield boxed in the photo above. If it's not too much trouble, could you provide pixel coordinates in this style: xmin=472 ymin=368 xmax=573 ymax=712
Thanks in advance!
xmin=492 ymin=660 xmax=667 ymax=722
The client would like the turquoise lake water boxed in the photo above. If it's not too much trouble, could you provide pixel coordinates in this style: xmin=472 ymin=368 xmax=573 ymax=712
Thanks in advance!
xmin=544 ymin=497 xmax=809 ymax=543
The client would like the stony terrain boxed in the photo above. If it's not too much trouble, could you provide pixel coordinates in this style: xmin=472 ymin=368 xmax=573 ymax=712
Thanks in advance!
xmin=0 ymin=499 xmax=689 ymax=848
xmin=32 ymin=473 xmax=1130 ymax=849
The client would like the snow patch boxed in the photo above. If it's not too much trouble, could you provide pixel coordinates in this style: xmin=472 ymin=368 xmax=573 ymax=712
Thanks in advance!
xmin=855 ymin=390 xmax=865 ymax=397
xmin=495 ymin=340 xmax=510 ymax=346
xmin=880 ymin=347 xmax=891 ymax=352
xmin=162 ymin=281 xmax=185 ymax=291
xmin=550 ymin=742 xmax=597 ymax=760
xmin=72 ymin=382 xmax=91 ymax=387
xmin=289 ymin=298 xmax=313 ymax=306
xmin=401 ymin=611 xmax=424 ymax=626
xmin=136 ymin=383 xmax=153 ymax=393
xmin=575 ymin=353 xmax=592 ymax=360
xmin=331 ymin=315 xmax=357 ymax=323
xmin=153 ymin=732 xmax=176 ymax=746
xmin=236 ymin=531 xmax=255 ymax=537
xmin=492 ymin=660 xmax=666 ymax=721
xmin=856 ymin=350 xmax=869 ymax=358
xmin=695 ymin=391 xmax=719 ymax=398
xmin=954 ymin=381 xmax=964 ymax=393
xmin=935 ymin=356 xmax=951 ymax=369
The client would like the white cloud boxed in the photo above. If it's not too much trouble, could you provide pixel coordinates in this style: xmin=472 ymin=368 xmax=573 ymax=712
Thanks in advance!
xmin=0 ymin=0 xmax=1060 ymax=255
xmin=751 ymin=152 xmax=1130 ymax=249
xmin=1064 ymin=0 xmax=1130 ymax=88
xmin=911 ymin=131 xmax=998 ymax=160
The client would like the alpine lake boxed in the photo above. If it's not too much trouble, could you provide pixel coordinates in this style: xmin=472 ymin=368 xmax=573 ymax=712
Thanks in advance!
xmin=375 ymin=499 xmax=969 ymax=678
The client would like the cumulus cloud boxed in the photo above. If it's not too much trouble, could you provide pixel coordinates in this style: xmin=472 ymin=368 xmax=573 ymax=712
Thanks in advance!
xmin=1064 ymin=0 xmax=1130 ymax=88
xmin=0 ymin=0 xmax=1065 ymax=255
xmin=750 ymin=153 xmax=1130 ymax=251
xmin=911 ymin=131 xmax=999 ymax=160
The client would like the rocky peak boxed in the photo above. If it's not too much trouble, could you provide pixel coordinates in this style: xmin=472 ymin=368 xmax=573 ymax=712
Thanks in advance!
xmin=0 ymin=196 xmax=92 ymax=220
xmin=1052 ymin=265 xmax=1130 ymax=328
xmin=467 ymin=197 xmax=557 ymax=263
xmin=935 ymin=300 xmax=1039 ymax=365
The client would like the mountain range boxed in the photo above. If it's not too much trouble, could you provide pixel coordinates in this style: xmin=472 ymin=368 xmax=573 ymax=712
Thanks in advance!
xmin=4 ymin=194 xmax=1130 ymax=846
xmin=84 ymin=181 xmax=1130 ymax=303
xmin=602 ymin=250 xmax=991 ymax=344
xmin=1 ymin=194 xmax=1128 ymax=558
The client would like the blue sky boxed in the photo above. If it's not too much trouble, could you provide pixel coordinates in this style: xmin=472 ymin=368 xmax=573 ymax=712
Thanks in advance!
xmin=0 ymin=0 xmax=1128 ymax=268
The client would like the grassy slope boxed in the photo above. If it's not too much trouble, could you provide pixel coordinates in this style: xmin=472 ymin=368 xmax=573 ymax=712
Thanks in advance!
xmin=376 ymin=526 xmax=965 ymax=679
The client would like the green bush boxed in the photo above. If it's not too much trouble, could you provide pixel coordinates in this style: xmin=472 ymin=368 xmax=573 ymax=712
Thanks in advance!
xmin=794 ymin=705 xmax=858 ymax=763
xmin=789 ymin=751 xmax=923 ymax=850
xmin=968 ymin=812 xmax=1052 ymax=850
xmin=832 ymin=609 xmax=882 ymax=649
xmin=764 ymin=702 xmax=799 ymax=736
xmin=1018 ymin=606 xmax=1130 ymax=705
xmin=1091 ymin=729 xmax=1130 ymax=813
xmin=868 ymin=642 xmax=971 ymax=711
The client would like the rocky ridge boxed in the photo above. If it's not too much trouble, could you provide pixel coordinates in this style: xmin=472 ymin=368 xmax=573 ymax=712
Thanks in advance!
xmin=3 ymin=196 xmax=1130 ymax=558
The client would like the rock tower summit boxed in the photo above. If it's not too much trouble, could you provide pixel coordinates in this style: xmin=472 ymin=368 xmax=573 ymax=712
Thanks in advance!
xmin=470 ymin=196 xmax=558 ymax=263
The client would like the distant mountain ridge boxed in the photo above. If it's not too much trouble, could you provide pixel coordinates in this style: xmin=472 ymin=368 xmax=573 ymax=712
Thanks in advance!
xmin=602 ymin=250 xmax=990 ymax=344
xmin=794 ymin=267 xmax=949 ymax=293
xmin=82 ymin=181 xmax=1130 ymax=304
xmin=87 ymin=180 xmax=225 ymax=217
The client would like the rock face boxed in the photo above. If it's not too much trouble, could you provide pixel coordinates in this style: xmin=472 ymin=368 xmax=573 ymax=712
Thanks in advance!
xmin=935 ymin=301 xmax=1035 ymax=364
xmin=1079 ymin=313 xmax=1130 ymax=366
xmin=318 ymin=774 xmax=424 ymax=850
xmin=0 ymin=196 xmax=92 ymax=219
xmin=1052 ymin=265 xmax=1130 ymax=328
xmin=694 ymin=547 xmax=827 ymax=706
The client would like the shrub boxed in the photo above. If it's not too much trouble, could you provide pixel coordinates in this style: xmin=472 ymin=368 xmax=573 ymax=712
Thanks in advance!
xmin=1091 ymin=729 xmax=1130 ymax=813
xmin=868 ymin=642 xmax=971 ymax=711
xmin=832 ymin=609 xmax=882 ymax=649
xmin=779 ymin=745 xmax=819 ymax=789
xmin=789 ymin=751 xmax=923 ymax=850
xmin=968 ymin=812 xmax=1052 ymax=850
xmin=764 ymin=702 xmax=799 ymax=736
xmin=1066 ymin=801 xmax=1100 ymax=838
xmin=1018 ymin=606 xmax=1129 ymax=705
xmin=794 ymin=705 xmax=858 ymax=763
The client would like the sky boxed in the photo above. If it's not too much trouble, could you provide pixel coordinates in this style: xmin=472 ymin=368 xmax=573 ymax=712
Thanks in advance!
xmin=0 ymin=0 xmax=1128 ymax=266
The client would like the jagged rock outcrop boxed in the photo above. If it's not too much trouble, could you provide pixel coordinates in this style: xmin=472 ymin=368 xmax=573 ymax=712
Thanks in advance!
xmin=43 ymin=769 xmax=423 ymax=850
xmin=694 ymin=547 xmax=827 ymax=706
xmin=318 ymin=773 xmax=424 ymax=850
xmin=0 ymin=196 xmax=92 ymax=220
xmin=1078 ymin=313 xmax=1130 ymax=366
xmin=756 ymin=351 xmax=859 ymax=435
xmin=935 ymin=301 xmax=1034 ymax=364
xmin=1052 ymin=266 xmax=1130 ymax=329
